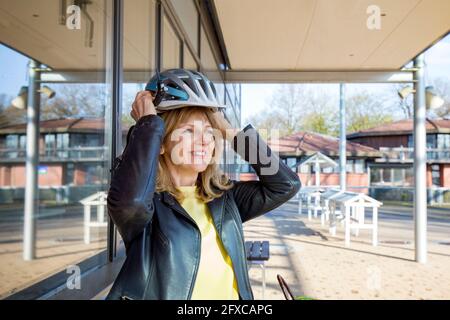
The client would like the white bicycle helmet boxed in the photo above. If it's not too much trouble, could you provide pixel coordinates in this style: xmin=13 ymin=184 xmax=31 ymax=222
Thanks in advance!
xmin=145 ymin=68 xmax=226 ymax=113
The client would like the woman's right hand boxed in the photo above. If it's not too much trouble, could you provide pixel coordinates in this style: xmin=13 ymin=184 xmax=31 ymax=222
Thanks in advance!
xmin=130 ymin=90 xmax=157 ymax=122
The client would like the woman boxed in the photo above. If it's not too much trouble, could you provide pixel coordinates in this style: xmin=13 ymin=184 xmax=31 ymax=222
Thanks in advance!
xmin=106 ymin=69 xmax=301 ymax=300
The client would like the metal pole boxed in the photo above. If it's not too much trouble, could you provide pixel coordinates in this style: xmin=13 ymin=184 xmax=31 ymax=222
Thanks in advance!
xmin=413 ymin=54 xmax=427 ymax=264
xmin=315 ymin=158 xmax=320 ymax=186
xmin=106 ymin=0 xmax=124 ymax=262
xmin=23 ymin=59 xmax=41 ymax=261
xmin=339 ymin=83 xmax=346 ymax=191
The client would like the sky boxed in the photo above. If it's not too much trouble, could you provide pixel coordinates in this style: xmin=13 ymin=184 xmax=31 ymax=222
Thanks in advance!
xmin=0 ymin=44 xmax=29 ymax=98
xmin=1 ymin=33 xmax=449 ymax=124
xmin=240 ymin=34 xmax=450 ymax=123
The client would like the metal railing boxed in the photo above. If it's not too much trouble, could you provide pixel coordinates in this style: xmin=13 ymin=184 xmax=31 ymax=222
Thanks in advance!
xmin=0 ymin=146 xmax=108 ymax=161
xmin=377 ymin=147 xmax=450 ymax=162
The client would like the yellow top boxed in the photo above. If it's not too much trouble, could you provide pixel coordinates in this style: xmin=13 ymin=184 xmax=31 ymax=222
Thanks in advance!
xmin=178 ymin=186 xmax=239 ymax=300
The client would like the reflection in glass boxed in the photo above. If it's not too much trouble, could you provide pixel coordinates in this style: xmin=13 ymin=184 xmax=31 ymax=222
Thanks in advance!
xmin=162 ymin=15 xmax=181 ymax=70
xmin=0 ymin=0 xmax=111 ymax=298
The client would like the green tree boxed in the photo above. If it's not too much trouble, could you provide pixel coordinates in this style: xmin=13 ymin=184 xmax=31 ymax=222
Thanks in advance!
xmin=346 ymin=91 xmax=393 ymax=133
xmin=248 ymin=84 xmax=338 ymax=138
xmin=302 ymin=112 xmax=335 ymax=135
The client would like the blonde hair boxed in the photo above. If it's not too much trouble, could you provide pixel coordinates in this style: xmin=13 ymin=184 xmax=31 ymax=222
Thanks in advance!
xmin=156 ymin=107 xmax=233 ymax=203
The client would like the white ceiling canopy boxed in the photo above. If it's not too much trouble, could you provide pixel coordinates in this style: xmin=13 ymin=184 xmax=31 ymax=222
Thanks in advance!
xmin=1 ymin=0 xmax=449 ymax=83
xmin=214 ymin=0 xmax=450 ymax=71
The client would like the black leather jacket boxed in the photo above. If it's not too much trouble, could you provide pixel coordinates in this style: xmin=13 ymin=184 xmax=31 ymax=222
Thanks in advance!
xmin=105 ymin=114 xmax=301 ymax=300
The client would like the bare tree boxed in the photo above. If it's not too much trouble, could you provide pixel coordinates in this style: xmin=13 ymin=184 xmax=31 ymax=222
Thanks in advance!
xmin=429 ymin=77 xmax=450 ymax=118
xmin=345 ymin=90 xmax=393 ymax=133
xmin=248 ymin=84 xmax=338 ymax=138
xmin=40 ymin=84 xmax=107 ymax=120
xmin=0 ymin=93 xmax=13 ymax=112
xmin=249 ymin=84 xmax=395 ymax=137
xmin=0 ymin=94 xmax=26 ymax=127
xmin=383 ymin=78 xmax=450 ymax=120
xmin=386 ymin=83 xmax=414 ymax=119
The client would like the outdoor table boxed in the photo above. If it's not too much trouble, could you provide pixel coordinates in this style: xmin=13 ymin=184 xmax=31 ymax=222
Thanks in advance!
xmin=80 ymin=191 xmax=108 ymax=244
xmin=319 ymin=188 xmax=344 ymax=226
xmin=297 ymin=187 xmax=324 ymax=220
xmin=329 ymin=192 xmax=382 ymax=247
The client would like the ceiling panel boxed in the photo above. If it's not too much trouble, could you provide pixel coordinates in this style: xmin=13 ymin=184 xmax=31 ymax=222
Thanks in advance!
xmin=214 ymin=0 xmax=316 ymax=70
xmin=214 ymin=0 xmax=450 ymax=71
xmin=0 ymin=0 xmax=156 ymax=72
xmin=0 ymin=0 xmax=108 ymax=70
xmin=296 ymin=0 xmax=421 ymax=69
xmin=1 ymin=0 xmax=448 ymax=73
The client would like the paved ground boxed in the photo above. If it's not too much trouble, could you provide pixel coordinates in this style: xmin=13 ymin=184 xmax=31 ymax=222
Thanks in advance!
xmin=1 ymin=200 xmax=449 ymax=300
xmin=245 ymin=199 xmax=450 ymax=300
xmin=0 ymin=204 xmax=107 ymax=299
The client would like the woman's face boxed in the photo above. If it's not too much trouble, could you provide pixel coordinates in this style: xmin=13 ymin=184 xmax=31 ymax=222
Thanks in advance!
xmin=164 ymin=111 xmax=216 ymax=173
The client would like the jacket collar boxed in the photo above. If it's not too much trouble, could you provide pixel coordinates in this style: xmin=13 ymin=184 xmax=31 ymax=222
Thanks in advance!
xmin=159 ymin=191 xmax=225 ymax=236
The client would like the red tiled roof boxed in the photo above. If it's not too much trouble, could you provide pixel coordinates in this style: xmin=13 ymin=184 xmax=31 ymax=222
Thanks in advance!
xmin=347 ymin=119 xmax=450 ymax=138
xmin=0 ymin=117 xmax=131 ymax=134
xmin=269 ymin=131 xmax=380 ymax=157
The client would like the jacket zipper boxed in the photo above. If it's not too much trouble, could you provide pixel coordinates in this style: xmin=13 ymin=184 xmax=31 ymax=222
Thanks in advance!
xmin=225 ymin=196 xmax=254 ymax=300
xmin=233 ymin=218 xmax=254 ymax=300
xmin=187 ymin=228 xmax=201 ymax=300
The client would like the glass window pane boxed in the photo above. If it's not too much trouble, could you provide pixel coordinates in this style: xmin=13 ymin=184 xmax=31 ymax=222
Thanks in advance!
xmin=382 ymin=168 xmax=391 ymax=183
xmin=183 ymin=47 xmax=198 ymax=70
xmin=200 ymin=26 xmax=219 ymax=80
xmin=214 ymin=81 xmax=225 ymax=105
xmin=124 ymin=0 xmax=156 ymax=74
xmin=300 ymin=164 xmax=309 ymax=174
xmin=431 ymin=165 xmax=441 ymax=186
xmin=346 ymin=160 xmax=354 ymax=173
xmin=6 ymin=135 xmax=18 ymax=148
xmin=120 ymin=0 xmax=157 ymax=253
xmin=437 ymin=134 xmax=450 ymax=159
xmin=407 ymin=135 xmax=413 ymax=147
xmin=286 ymin=157 xmax=297 ymax=171
xmin=162 ymin=15 xmax=181 ymax=70
xmin=392 ymin=168 xmax=404 ymax=186
xmin=370 ymin=167 xmax=382 ymax=185
xmin=404 ymin=167 xmax=414 ymax=186
xmin=5 ymin=135 xmax=18 ymax=158
xmin=354 ymin=159 xmax=364 ymax=174
xmin=0 ymin=0 xmax=112 ymax=298
xmin=170 ymin=0 xmax=199 ymax=53
xmin=122 ymin=0 xmax=156 ymax=151
xmin=427 ymin=134 xmax=436 ymax=148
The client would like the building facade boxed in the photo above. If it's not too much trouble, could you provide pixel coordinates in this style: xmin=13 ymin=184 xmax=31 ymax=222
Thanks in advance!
xmin=260 ymin=131 xmax=381 ymax=192
xmin=347 ymin=119 xmax=450 ymax=203
xmin=259 ymin=120 xmax=450 ymax=204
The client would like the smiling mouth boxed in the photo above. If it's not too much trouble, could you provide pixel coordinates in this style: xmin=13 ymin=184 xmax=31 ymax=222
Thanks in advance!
xmin=192 ymin=151 xmax=206 ymax=156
